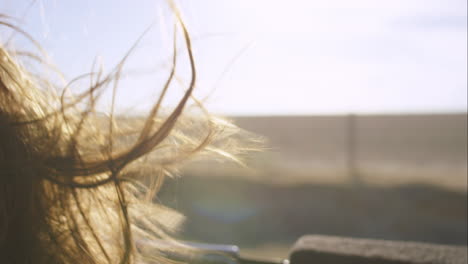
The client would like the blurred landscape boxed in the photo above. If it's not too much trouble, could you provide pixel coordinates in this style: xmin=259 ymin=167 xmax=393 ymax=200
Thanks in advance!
xmin=158 ymin=113 xmax=467 ymax=259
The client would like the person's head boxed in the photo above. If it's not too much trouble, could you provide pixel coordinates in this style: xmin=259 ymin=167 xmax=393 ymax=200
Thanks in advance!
xmin=0 ymin=6 xmax=250 ymax=263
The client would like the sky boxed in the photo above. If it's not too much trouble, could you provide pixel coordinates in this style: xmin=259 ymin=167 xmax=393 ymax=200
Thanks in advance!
xmin=1 ymin=0 xmax=467 ymax=115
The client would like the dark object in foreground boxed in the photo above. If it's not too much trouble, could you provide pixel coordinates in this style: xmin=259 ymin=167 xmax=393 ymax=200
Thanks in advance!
xmin=290 ymin=235 xmax=467 ymax=264
xmin=144 ymin=235 xmax=467 ymax=264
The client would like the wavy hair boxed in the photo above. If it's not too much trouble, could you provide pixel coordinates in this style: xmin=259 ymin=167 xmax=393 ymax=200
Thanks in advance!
xmin=0 ymin=4 xmax=253 ymax=264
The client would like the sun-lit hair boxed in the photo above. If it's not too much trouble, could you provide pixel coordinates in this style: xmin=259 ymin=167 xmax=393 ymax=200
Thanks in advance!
xmin=0 ymin=5 xmax=256 ymax=264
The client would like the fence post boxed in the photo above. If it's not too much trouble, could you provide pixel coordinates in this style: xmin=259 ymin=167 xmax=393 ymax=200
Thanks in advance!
xmin=347 ymin=114 xmax=360 ymax=183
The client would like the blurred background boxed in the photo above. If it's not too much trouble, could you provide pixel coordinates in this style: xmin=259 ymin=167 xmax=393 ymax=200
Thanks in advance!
xmin=2 ymin=0 xmax=467 ymax=259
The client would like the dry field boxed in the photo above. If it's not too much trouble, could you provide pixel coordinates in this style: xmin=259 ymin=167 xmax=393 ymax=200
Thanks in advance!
xmin=158 ymin=113 xmax=467 ymax=259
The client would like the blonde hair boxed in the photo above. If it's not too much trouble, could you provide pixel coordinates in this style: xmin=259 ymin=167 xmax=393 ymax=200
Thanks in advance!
xmin=0 ymin=6 xmax=251 ymax=264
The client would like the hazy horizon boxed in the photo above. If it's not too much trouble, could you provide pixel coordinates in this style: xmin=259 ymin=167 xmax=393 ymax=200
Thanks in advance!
xmin=224 ymin=110 xmax=468 ymax=117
